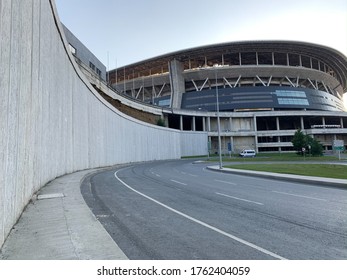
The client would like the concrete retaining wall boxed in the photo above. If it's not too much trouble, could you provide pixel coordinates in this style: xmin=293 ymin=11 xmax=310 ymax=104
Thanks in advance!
xmin=0 ymin=0 xmax=207 ymax=248
xmin=180 ymin=132 xmax=208 ymax=157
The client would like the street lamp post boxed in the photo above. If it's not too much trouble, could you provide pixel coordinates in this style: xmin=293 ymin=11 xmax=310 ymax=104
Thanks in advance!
xmin=216 ymin=71 xmax=223 ymax=169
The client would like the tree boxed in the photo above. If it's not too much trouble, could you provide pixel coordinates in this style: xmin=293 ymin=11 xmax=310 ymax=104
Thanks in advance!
xmin=306 ymin=136 xmax=324 ymax=156
xmin=292 ymin=129 xmax=306 ymax=154
xmin=291 ymin=129 xmax=323 ymax=156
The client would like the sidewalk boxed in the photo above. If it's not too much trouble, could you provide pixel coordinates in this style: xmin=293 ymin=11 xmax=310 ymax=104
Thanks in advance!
xmin=207 ymin=165 xmax=347 ymax=188
xmin=0 ymin=168 xmax=128 ymax=260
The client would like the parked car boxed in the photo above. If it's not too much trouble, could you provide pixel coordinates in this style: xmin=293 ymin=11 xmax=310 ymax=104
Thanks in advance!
xmin=239 ymin=149 xmax=256 ymax=157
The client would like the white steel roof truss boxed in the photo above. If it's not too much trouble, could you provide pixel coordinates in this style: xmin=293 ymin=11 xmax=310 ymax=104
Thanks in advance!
xmin=234 ymin=75 xmax=242 ymax=87
xmin=285 ymin=76 xmax=296 ymax=87
xmin=157 ymin=83 xmax=166 ymax=97
xmin=223 ymin=77 xmax=233 ymax=88
xmin=256 ymin=75 xmax=267 ymax=86
xmin=200 ymin=78 xmax=209 ymax=91
xmin=191 ymin=79 xmax=199 ymax=91
xmin=321 ymin=81 xmax=329 ymax=93
xmin=135 ymin=86 xmax=143 ymax=99
xmin=267 ymin=76 xmax=273 ymax=86
xmin=307 ymin=78 xmax=318 ymax=90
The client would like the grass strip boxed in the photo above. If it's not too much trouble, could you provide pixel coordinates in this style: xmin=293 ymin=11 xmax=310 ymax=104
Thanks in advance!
xmin=225 ymin=164 xmax=347 ymax=180
xmin=208 ymin=153 xmax=340 ymax=162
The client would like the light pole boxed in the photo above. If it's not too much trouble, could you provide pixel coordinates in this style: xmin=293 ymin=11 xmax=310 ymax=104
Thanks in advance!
xmin=199 ymin=107 xmax=210 ymax=159
xmin=216 ymin=71 xmax=223 ymax=169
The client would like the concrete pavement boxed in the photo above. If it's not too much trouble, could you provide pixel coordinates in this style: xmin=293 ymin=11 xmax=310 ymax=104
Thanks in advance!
xmin=0 ymin=168 xmax=128 ymax=260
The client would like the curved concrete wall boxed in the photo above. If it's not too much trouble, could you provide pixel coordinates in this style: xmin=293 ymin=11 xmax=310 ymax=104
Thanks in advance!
xmin=0 ymin=0 xmax=207 ymax=248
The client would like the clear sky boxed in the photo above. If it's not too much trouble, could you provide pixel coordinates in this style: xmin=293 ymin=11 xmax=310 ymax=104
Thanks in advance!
xmin=55 ymin=0 xmax=347 ymax=69
xmin=56 ymin=0 xmax=347 ymax=105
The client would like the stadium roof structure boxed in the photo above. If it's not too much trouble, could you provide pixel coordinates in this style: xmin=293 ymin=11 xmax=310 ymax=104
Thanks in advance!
xmin=109 ymin=41 xmax=347 ymax=92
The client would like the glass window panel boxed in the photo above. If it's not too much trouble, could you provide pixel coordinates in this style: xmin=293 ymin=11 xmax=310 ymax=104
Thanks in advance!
xmin=278 ymin=98 xmax=309 ymax=105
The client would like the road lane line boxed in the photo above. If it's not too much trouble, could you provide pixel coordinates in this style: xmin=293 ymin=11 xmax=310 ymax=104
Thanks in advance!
xmin=181 ymin=171 xmax=197 ymax=177
xmin=272 ymin=191 xmax=327 ymax=201
xmin=170 ymin=179 xmax=187 ymax=186
xmin=216 ymin=192 xmax=264 ymax=205
xmin=114 ymin=169 xmax=286 ymax=260
xmin=215 ymin=179 xmax=237 ymax=186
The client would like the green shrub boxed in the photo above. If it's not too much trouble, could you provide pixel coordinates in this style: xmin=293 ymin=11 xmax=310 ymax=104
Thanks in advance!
xmin=291 ymin=129 xmax=323 ymax=156
xmin=156 ymin=118 xmax=166 ymax=127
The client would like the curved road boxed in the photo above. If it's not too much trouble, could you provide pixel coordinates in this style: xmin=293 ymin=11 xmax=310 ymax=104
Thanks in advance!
xmin=81 ymin=160 xmax=347 ymax=260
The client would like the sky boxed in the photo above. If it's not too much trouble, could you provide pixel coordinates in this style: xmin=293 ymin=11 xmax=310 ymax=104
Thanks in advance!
xmin=55 ymin=0 xmax=347 ymax=104
xmin=55 ymin=0 xmax=347 ymax=68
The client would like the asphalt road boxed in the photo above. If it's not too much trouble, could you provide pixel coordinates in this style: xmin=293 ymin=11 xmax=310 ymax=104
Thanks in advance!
xmin=81 ymin=160 xmax=347 ymax=260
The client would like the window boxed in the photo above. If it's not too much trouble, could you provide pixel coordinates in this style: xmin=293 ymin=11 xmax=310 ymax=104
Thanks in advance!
xmin=274 ymin=52 xmax=287 ymax=66
xmin=257 ymin=52 xmax=273 ymax=65
xmin=301 ymin=56 xmax=311 ymax=68
xmin=274 ymin=90 xmax=306 ymax=98
xmin=68 ymin=44 xmax=76 ymax=55
xmin=89 ymin=62 xmax=95 ymax=71
xmin=228 ymin=53 xmax=240 ymax=66
xmin=278 ymin=98 xmax=309 ymax=105
xmin=158 ymin=99 xmax=171 ymax=106
xmin=288 ymin=53 xmax=300 ymax=66
xmin=240 ymin=52 xmax=256 ymax=65
xmin=312 ymin=59 xmax=319 ymax=70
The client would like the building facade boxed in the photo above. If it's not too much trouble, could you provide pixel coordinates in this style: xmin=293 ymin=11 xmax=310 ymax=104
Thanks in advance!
xmin=62 ymin=24 xmax=107 ymax=81
xmin=108 ymin=41 xmax=347 ymax=153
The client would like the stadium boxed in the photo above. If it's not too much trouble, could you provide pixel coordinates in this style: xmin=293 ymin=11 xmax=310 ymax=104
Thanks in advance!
xmin=108 ymin=41 xmax=347 ymax=153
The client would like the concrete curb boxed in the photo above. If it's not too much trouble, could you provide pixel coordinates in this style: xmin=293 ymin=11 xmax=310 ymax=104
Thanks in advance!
xmin=207 ymin=166 xmax=347 ymax=188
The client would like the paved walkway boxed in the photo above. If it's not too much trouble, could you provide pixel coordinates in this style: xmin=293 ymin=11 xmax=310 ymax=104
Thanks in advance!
xmin=0 ymin=168 xmax=128 ymax=260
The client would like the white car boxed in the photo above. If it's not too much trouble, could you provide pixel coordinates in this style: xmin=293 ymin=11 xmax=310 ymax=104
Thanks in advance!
xmin=239 ymin=149 xmax=256 ymax=157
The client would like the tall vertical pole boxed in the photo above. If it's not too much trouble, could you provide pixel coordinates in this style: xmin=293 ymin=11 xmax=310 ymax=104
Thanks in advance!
xmin=107 ymin=51 xmax=109 ymax=84
xmin=115 ymin=58 xmax=117 ymax=89
xmin=123 ymin=67 xmax=126 ymax=93
xmin=216 ymin=71 xmax=223 ymax=169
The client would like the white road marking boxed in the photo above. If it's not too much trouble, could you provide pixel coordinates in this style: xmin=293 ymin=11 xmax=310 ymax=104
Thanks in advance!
xmin=114 ymin=169 xmax=286 ymax=260
xmin=216 ymin=192 xmax=264 ymax=205
xmin=149 ymin=170 xmax=161 ymax=177
xmin=181 ymin=170 xmax=197 ymax=177
xmin=170 ymin=179 xmax=187 ymax=186
xmin=272 ymin=191 xmax=327 ymax=201
xmin=215 ymin=179 xmax=237 ymax=186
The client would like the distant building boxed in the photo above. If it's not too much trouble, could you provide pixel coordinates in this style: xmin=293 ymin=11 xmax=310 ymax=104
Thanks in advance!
xmin=62 ymin=24 xmax=107 ymax=81
xmin=108 ymin=41 xmax=347 ymax=153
